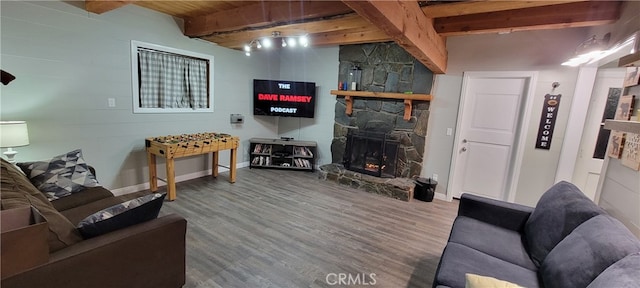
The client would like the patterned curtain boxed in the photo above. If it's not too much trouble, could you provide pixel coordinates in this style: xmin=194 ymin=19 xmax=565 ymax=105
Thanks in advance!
xmin=138 ymin=49 xmax=208 ymax=109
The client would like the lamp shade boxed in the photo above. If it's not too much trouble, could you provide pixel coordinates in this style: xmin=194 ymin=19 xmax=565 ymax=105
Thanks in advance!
xmin=0 ymin=121 xmax=30 ymax=148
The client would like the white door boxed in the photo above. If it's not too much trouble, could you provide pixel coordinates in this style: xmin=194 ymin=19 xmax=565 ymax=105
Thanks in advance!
xmin=572 ymin=68 xmax=625 ymax=200
xmin=449 ymin=72 xmax=536 ymax=201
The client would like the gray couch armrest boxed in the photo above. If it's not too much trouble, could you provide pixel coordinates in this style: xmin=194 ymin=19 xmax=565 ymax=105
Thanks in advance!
xmin=458 ymin=193 xmax=533 ymax=231
xmin=1 ymin=214 xmax=187 ymax=288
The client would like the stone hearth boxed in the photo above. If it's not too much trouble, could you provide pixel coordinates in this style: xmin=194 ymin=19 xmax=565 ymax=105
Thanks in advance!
xmin=318 ymin=163 xmax=414 ymax=202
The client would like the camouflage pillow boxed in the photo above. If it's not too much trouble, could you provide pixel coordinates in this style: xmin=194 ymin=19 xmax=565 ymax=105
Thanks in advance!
xmin=17 ymin=149 xmax=101 ymax=201
xmin=77 ymin=193 xmax=166 ymax=239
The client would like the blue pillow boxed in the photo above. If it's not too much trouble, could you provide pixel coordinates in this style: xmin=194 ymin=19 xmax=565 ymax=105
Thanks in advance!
xmin=77 ymin=193 xmax=165 ymax=239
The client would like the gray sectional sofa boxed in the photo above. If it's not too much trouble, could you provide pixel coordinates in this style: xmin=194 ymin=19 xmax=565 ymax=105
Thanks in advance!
xmin=433 ymin=181 xmax=640 ymax=288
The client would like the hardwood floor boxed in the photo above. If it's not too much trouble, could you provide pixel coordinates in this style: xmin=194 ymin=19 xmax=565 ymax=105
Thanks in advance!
xmin=159 ymin=168 xmax=459 ymax=288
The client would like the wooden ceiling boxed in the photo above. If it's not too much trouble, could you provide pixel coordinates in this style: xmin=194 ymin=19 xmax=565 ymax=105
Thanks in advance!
xmin=84 ymin=0 xmax=623 ymax=73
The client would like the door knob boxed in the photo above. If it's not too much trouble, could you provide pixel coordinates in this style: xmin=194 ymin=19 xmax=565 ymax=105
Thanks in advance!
xmin=461 ymin=147 xmax=467 ymax=152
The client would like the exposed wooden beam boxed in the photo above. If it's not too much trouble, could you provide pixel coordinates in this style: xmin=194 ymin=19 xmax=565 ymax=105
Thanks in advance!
xmin=185 ymin=1 xmax=353 ymax=37
xmin=201 ymin=14 xmax=379 ymax=49
xmin=342 ymin=0 xmax=447 ymax=74
xmin=311 ymin=28 xmax=390 ymax=47
xmin=422 ymin=0 xmax=584 ymax=18
xmin=435 ymin=1 xmax=622 ymax=36
xmin=85 ymin=0 xmax=130 ymax=14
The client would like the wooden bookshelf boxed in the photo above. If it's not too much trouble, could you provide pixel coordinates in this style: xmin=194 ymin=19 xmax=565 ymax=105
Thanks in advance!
xmin=249 ymin=138 xmax=316 ymax=171
xmin=330 ymin=90 xmax=433 ymax=121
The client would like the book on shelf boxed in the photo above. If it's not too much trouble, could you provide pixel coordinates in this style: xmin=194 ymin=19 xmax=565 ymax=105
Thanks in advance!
xmin=253 ymin=144 xmax=272 ymax=154
xmin=294 ymin=146 xmax=314 ymax=157
xmin=293 ymin=158 xmax=311 ymax=168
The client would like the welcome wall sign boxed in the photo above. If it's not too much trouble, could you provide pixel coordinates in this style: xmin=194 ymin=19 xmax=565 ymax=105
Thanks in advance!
xmin=535 ymin=94 xmax=562 ymax=150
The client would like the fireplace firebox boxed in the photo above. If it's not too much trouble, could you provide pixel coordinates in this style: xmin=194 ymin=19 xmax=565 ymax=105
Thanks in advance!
xmin=343 ymin=130 xmax=399 ymax=178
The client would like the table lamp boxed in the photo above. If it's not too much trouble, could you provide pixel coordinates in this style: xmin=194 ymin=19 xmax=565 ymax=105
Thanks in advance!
xmin=0 ymin=121 xmax=30 ymax=163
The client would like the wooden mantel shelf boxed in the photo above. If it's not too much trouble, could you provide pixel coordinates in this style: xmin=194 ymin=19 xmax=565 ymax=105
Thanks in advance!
xmin=604 ymin=120 xmax=640 ymax=134
xmin=330 ymin=90 xmax=433 ymax=121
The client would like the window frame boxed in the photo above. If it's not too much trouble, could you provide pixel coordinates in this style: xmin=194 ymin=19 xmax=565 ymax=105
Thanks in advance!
xmin=131 ymin=40 xmax=214 ymax=113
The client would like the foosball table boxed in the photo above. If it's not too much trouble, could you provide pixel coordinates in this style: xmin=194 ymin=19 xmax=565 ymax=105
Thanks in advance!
xmin=145 ymin=132 xmax=239 ymax=200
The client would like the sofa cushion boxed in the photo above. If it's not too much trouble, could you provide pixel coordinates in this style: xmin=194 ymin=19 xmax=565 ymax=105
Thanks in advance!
xmin=449 ymin=216 xmax=536 ymax=270
xmin=1 ymin=159 xmax=83 ymax=252
xmin=540 ymin=215 xmax=640 ymax=288
xmin=435 ymin=243 xmax=540 ymax=288
xmin=51 ymin=186 xmax=114 ymax=212
xmin=17 ymin=149 xmax=101 ymax=201
xmin=77 ymin=193 xmax=165 ymax=238
xmin=586 ymin=252 xmax=640 ymax=288
xmin=524 ymin=181 xmax=604 ymax=266
xmin=465 ymin=273 xmax=524 ymax=288
xmin=1 ymin=159 xmax=51 ymax=205
xmin=57 ymin=190 xmax=150 ymax=224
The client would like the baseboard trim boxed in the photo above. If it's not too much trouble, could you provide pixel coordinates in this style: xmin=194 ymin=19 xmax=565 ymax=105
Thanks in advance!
xmin=434 ymin=192 xmax=448 ymax=201
xmin=111 ymin=161 xmax=250 ymax=196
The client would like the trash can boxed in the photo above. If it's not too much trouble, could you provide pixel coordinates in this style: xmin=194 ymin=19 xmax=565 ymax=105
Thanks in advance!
xmin=414 ymin=177 xmax=437 ymax=202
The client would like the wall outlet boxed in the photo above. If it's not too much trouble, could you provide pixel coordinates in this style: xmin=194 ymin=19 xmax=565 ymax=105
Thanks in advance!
xmin=432 ymin=173 xmax=438 ymax=181
xmin=108 ymin=98 xmax=116 ymax=107
xmin=230 ymin=114 xmax=244 ymax=124
xmin=446 ymin=128 xmax=452 ymax=136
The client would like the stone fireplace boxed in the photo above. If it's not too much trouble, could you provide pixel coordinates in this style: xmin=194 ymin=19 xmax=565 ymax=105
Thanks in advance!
xmin=318 ymin=42 xmax=433 ymax=201
xmin=344 ymin=130 xmax=399 ymax=178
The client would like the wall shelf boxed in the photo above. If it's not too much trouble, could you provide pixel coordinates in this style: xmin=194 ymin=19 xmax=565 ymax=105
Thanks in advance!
xmin=603 ymin=120 xmax=640 ymax=134
xmin=330 ymin=90 xmax=433 ymax=121
xmin=618 ymin=52 xmax=640 ymax=67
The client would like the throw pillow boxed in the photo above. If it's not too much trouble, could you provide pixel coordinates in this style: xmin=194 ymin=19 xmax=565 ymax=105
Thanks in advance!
xmin=539 ymin=215 xmax=640 ymax=288
xmin=1 ymin=158 xmax=83 ymax=252
xmin=524 ymin=181 xmax=604 ymax=266
xmin=17 ymin=149 xmax=101 ymax=201
xmin=77 ymin=193 xmax=166 ymax=239
xmin=465 ymin=274 xmax=524 ymax=288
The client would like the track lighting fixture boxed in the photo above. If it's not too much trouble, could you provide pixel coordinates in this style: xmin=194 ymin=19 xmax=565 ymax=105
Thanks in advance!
xmin=243 ymin=32 xmax=310 ymax=56
xmin=562 ymin=33 xmax=637 ymax=67
xmin=287 ymin=37 xmax=297 ymax=48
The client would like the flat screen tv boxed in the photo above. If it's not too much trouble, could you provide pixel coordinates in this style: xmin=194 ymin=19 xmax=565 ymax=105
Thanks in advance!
xmin=253 ymin=79 xmax=316 ymax=118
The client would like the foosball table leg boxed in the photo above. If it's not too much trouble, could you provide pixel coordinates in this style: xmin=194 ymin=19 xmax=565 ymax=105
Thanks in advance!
xmin=147 ymin=152 xmax=158 ymax=192
xmin=229 ymin=147 xmax=237 ymax=183
xmin=166 ymin=158 xmax=176 ymax=201
xmin=212 ymin=151 xmax=219 ymax=178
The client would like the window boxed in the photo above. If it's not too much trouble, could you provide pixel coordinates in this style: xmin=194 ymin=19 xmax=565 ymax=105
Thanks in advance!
xmin=131 ymin=41 xmax=214 ymax=113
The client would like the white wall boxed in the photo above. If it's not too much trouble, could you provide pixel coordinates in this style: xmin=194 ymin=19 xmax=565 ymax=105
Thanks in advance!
xmin=421 ymin=74 xmax=461 ymax=196
xmin=424 ymin=29 xmax=589 ymax=205
xmin=277 ymin=48 xmax=340 ymax=167
xmin=0 ymin=1 xmax=280 ymax=190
